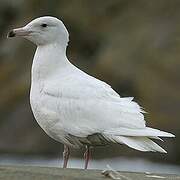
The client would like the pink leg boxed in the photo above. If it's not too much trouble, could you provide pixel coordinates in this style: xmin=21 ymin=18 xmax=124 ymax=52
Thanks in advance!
xmin=63 ymin=145 xmax=70 ymax=168
xmin=84 ymin=145 xmax=90 ymax=169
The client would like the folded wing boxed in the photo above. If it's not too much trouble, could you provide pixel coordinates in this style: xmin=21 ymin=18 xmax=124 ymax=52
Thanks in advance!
xmin=43 ymin=68 xmax=175 ymax=152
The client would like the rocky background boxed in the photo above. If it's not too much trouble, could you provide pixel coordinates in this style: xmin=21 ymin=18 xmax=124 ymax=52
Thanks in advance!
xmin=0 ymin=0 xmax=179 ymax=165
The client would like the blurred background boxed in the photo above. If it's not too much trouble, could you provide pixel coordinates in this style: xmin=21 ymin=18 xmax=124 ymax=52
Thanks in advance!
xmin=0 ymin=0 xmax=180 ymax=173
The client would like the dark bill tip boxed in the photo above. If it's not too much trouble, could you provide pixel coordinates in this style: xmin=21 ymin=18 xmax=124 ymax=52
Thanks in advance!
xmin=7 ymin=30 xmax=16 ymax=38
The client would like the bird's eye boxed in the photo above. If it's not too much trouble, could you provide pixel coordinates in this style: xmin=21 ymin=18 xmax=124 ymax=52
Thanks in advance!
xmin=41 ymin=23 xmax=47 ymax=28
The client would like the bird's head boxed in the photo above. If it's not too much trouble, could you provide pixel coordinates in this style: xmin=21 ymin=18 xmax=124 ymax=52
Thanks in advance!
xmin=7 ymin=16 xmax=69 ymax=47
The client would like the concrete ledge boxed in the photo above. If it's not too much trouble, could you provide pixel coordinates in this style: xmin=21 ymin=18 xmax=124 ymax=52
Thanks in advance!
xmin=0 ymin=165 xmax=179 ymax=180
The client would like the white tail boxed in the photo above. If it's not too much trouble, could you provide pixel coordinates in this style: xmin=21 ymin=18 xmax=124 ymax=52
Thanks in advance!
xmin=103 ymin=127 xmax=175 ymax=153
xmin=104 ymin=127 xmax=175 ymax=137
xmin=104 ymin=135 xmax=167 ymax=153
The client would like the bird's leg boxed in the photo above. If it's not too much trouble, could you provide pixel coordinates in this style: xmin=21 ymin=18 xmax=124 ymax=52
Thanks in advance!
xmin=84 ymin=145 xmax=91 ymax=169
xmin=63 ymin=145 xmax=70 ymax=168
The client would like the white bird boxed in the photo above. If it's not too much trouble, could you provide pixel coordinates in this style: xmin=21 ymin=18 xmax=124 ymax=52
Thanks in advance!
xmin=8 ymin=16 xmax=175 ymax=169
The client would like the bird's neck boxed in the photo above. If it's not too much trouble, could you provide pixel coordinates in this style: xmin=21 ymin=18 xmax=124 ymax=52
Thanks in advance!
xmin=31 ymin=43 xmax=70 ymax=82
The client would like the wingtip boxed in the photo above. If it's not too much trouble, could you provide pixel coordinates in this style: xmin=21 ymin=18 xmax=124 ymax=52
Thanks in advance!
xmin=162 ymin=149 xmax=167 ymax=154
xmin=165 ymin=133 xmax=175 ymax=138
xmin=155 ymin=147 xmax=167 ymax=154
xmin=157 ymin=130 xmax=175 ymax=138
xmin=162 ymin=151 xmax=167 ymax=154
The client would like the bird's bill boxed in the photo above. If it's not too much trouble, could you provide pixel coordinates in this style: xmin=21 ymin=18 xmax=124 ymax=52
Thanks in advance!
xmin=7 ymin=27 xmax=32 ymax=38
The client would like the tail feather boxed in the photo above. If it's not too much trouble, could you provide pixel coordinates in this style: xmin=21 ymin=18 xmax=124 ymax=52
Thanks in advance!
xmin=150 ymin=136 xmax=163 ymax=141
xmin=103 ymin=135 xmax=167 ymax=153
xmin=105 ymin=127 xmax=175 ymax=138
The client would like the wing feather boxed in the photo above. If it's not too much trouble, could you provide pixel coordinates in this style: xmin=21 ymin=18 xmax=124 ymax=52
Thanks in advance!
xmin=41 ymin=67 xmax=174 ymax=151
xmin=43 ymin=70 xmax=145 ymax=138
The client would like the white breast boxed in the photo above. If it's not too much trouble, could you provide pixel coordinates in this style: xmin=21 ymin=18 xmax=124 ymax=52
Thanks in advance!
xmin=30 ymin=44 xmax=72 ymax=145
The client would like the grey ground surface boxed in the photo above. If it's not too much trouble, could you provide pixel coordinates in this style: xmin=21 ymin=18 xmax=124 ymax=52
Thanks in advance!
xmin=0 ymin=165 xmax=179 ymax=180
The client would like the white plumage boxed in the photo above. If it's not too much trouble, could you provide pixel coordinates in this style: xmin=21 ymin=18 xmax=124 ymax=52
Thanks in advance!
xmin=8 ymin=16 xmax=175 ymax=168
